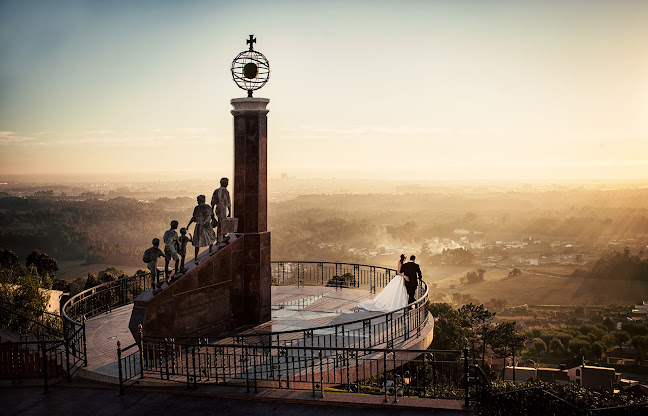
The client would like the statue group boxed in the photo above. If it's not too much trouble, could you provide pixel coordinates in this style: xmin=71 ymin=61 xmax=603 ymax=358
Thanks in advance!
xmin=143 ymin=178 xmax=234 ymax=292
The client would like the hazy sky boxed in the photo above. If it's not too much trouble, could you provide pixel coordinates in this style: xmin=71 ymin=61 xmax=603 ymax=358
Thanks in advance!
xmin=1 ymin=0 xmax=647 ymax=181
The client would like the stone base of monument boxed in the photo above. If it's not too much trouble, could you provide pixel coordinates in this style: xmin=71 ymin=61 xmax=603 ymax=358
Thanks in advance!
xmin=129 ymin=231 xmax=271 ymax=341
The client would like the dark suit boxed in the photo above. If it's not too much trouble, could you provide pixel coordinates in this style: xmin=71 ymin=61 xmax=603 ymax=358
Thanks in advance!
xmin=400 ymin=261 xmax=422 ymax=304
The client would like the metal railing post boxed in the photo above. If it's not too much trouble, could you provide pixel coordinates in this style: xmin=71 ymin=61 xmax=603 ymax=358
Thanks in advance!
xmin=392 ymin=350 xmax=398 ymax=403
xmin=41 ymin=341 xmax=49 ymax=394
xmin=138 ymin=325 xmax=145 ymax=379
xmin=464 ymin=346 xmax=470 ymax=408
xmin=245 ymin=347 xmax=250 ymax=393
xmin=117 ymin=341 xmax=124 ymax=396
xmin=82 ymin=317 xmax=88 ymax=367
xmin=63 ymin=319 xmax=72 ymax=382
xmin=319 ymin=349 xmax=324 ymax=398
xmin=185 ymin=345 xmax=190 ymax=389
xmin=311 ymin=348 xmax=316 ymax=397
xmin=191 ymin=345 xmax=197 ymax=390
xmin=382 ymin=350 xmax=388 ymax=402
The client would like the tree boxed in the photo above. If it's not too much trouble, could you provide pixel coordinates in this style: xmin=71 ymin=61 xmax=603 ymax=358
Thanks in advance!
xmin=0 ymin=249 xmax=19 ymax=269
xmin=68 ymin=277 xmax=87 ymax=297
xmin=428 ymin=303 xmax=465 ymax=350
xmin=601 ymin=333 xmax=617 ymax=349
xmin=591 ymin=341 xmax=606 ymax=361
xmin=0 ymin=263 xmax=49 ymax=313
xmin=477 ymin=269 xmax=486 ymax=280
xmin=533 ymin=338 xmax=547 ymax=355
xmin=508 ymin=268 xmax=521 ymax=277
xmin=85 ymin=273 xmax=100 ymax=289
xmin=622 ymin=322 xmax=648 ymax=337
xmin=485 ymin=298 xmax=507 ymax=313
xmin=602 ymin=318 xmax=615 ymax=332
xmin=612 ymin=330 xmax=631 ymax=348
xmin=549 ymin=338 xmax=564 ymax=354
xmin=631 ymin=335 xmax=648 ymax=362
xmin=568 ymin=339 xmax=590 ymax=356
xmin=52 ymin=278 xmax=70 ymax=292
xmin=25 ymin=250 xmax=59 ymax=276
xmin=490 ymin=321 xmax=526 ymax=376
xmin=440 ymin=247 xmax=475 ymax=266
xmin=459 ymin=303 xmax=495 ymax=364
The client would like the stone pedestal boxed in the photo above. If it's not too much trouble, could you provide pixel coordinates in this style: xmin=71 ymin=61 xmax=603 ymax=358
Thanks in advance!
xmin=231 ymin=98 xmax=271 ymax=324
xmin=231 ymin=98 xmax=269 ymax=234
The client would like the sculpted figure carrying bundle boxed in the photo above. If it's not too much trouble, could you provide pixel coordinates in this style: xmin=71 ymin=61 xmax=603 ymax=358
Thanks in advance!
xmin=187 ymin=194 xmax=216 ymax=264
xmin=211 ymin=177 xmax=231 ymax=244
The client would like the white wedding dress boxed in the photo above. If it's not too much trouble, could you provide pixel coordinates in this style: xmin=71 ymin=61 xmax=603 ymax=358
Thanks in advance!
xmin=357 ymin=273 xmax=409 ymax=312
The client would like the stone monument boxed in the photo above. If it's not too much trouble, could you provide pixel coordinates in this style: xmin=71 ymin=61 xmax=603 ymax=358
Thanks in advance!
xmin=128 ymin=35 xmax=271 ymax=338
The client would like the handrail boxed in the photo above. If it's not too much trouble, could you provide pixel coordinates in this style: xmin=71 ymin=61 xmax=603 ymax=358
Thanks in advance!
xmin=0 ymin=302 xmax=64 ymax=339
xmin=136 ymin=339 xmax=466 ymax=399
xmin=0 ymin=301 xmax=63 ymax=320
xmin=62 ymin=271 xmax=154 ymax=326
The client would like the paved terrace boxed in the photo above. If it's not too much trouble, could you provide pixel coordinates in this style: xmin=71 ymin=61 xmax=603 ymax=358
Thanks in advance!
xmin=81 ymin=285 xmax=425 ymax=381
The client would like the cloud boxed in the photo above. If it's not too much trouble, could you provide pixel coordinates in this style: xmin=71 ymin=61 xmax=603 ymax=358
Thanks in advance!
xmin=0 ymin=131 xmax=37 ymax=145
xmin=280 ymin=125 xmax=503 ymax=139
xmin=84 ymin=130 xmax=117 ymax=135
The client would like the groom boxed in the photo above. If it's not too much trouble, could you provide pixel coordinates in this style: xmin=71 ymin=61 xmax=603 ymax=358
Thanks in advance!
xmin=401 ymin=255 xmax=422 ymax=305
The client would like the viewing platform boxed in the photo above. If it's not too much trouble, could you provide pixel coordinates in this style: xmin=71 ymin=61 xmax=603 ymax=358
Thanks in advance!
xmin=79 ymin=279 xmax=433 ymax=383
xmin=58 ymin=258 xmax=434 ymax=397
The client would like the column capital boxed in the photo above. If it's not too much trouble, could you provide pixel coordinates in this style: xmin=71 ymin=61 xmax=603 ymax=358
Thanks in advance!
xmin=231 ymin=98 xmax=270 ymax=115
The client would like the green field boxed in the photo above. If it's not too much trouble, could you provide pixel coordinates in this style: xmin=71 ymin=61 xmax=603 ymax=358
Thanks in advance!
xmin=426 ymin=266 xmax=648 ymax=306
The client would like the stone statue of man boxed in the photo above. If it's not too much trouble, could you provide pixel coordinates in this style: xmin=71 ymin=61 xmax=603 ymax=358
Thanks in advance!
xmin=211 ymin=177 xmax=231 ymax=244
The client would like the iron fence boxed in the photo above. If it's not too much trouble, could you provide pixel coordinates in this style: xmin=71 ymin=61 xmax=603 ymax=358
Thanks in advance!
xmin=0 ymin=339 xmax=67 ymax=392
xmin=136 ymin=339 xmax=469 ymax=402
xmin=117 ymin=338 xmax=143 ymax=396
xmin=61 ymin=271 xmax=155 ymax=373
xmin=271 ymin=261 xmax=396 ymax=292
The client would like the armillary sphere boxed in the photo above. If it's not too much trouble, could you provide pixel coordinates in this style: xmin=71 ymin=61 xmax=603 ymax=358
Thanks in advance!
xmin=231 ymin=35 xmax=270 ymax=97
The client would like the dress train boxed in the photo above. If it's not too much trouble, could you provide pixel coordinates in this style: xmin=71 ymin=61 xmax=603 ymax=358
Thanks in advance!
xmin=357 ymin=274 xmax=408 ymax=312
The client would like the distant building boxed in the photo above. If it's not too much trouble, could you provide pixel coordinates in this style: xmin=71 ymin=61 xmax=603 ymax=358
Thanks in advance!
xmin=567 ymin=365 xmax=619 ymax=392
xmin=504 ymin=366 xmax=536 ymax=382
xmin=606 ymin=348 xmax=639 ymax=366
xmin=536 ymin=368 xmax=570 ymax=384
xmin=9 ymin=285 xmax=64 ymax=313
xmin=632 ymin=301 xmax=648 ymax=318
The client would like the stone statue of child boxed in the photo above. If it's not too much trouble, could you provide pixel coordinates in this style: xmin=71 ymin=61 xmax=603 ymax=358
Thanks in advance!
xmin=178 ymin=227 xmax=192 ymax=272
xmin=163 ymin=220 xmax=180 ymax=279
xmin=211 ymin=177 xmax=231 ymax=244
xmin=143 ymin=238 xmax=165 ymax=290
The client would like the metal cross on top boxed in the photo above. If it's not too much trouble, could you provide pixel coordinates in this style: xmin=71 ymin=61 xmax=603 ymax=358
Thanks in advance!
xmin=247 ymin=35 xmax=256 ymax=51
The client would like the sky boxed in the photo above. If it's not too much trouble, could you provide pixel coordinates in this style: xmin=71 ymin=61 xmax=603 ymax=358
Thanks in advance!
xmin=1 ymin=0 xmax=647 ymax=181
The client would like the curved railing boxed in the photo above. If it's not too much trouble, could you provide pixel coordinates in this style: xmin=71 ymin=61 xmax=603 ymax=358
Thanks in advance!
xmin=62 ymin=271 xmax=155 ymax=370
xmin=62 ymin=261 xmax=430 ymax=369
xmin=62 ymin=272 xmax=154 ymax=325
xmin=271 ymin=261 xmax=401 ymax=292
xmin=245 ymin=261 xmax=430 ymax=351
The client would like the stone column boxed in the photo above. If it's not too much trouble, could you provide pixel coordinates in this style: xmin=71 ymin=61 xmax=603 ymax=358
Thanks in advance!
xmin=231 ymin=97 xmax=271 ymax=324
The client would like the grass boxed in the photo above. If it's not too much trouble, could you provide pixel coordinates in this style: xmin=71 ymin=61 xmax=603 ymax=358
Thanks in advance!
xmin=427 ymin=266 xmax=648 ymax=306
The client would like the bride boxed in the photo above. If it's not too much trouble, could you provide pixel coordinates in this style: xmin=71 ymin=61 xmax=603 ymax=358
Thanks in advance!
xmin=357 ymin=254 xmax=409 ymax=312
